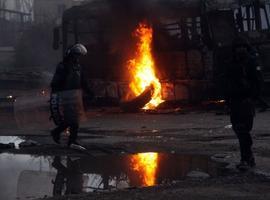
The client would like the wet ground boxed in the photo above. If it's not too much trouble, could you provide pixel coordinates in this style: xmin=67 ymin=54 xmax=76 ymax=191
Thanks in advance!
xmin=1 ymin=106 xmax=270 ymax=199
xmin=0 ymin=151 xmax=228 ymax=200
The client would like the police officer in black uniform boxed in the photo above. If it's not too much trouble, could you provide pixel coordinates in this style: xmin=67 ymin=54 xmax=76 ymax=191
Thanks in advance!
xmin=50 ymin=43 xmax=90 ymax=147
xmin=226 ymin=37 xmax=260 ymax=171
xmin=52 ymin=156 xmax=83 ymax=196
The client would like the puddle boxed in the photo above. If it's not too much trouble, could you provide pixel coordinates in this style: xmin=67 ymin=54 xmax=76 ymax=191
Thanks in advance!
xmin=0 ymin=136 xmax=25 ymax=149
xmin=0 ymin=152 xmax=227 ymax=200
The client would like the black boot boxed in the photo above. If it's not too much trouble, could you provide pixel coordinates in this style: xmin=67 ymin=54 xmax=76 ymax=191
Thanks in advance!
xmin=236 ymin=161 xmax=251 ymax=171
xmin=67 ymin=124 xmax=79 ymax=146
xmin=51 ymin=129 xmax=61 ymax=144
xmin=51 ymin=124 xmax=69 ymax=144
xmin=248 ymin=156 xmax=256 ymax=167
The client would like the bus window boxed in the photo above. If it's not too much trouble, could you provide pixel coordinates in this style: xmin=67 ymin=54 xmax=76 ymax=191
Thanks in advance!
xmin=261 ymin=6 xmax=270 ymax=30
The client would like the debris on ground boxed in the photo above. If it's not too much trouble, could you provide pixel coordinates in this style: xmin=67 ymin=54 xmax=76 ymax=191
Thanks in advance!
xmin=18 ymin=140 xmax=40 ymax=148
xmin=186 ymin=171 xmax=210 ymax=179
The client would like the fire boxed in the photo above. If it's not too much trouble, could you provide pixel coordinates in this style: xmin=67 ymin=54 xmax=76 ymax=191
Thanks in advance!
xmin=130 ymin=152 xmax=158 ymax=186
xmin=128 ymin=23 xmax=164 ymax=109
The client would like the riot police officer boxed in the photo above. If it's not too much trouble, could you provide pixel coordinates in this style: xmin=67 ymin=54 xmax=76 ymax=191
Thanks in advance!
xmin=226 ymin=37 xmax=260 ymax=171
xmin=50 ymin=43 xmax=89 ymax=147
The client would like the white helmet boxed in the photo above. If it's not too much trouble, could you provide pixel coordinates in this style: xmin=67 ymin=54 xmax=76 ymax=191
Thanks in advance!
xmin=66 ymin=43 xmax=87 ymax=57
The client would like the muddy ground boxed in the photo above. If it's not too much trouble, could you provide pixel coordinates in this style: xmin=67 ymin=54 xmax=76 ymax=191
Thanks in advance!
xmin=1 ymin=109 xmax=270 ymax=199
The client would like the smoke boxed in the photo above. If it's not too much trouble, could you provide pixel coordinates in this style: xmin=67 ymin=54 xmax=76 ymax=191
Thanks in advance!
xmin=97 ymin=0 xmax=172 ymax=78
xmin=104 ymin=0 xmax=158 ymax=45
xmin=99 ymin=0 xmax=195 ymax=48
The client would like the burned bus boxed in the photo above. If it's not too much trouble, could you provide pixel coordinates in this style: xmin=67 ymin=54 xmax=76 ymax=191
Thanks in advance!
xmin=53 ymin=0 xmax=270 ymax=107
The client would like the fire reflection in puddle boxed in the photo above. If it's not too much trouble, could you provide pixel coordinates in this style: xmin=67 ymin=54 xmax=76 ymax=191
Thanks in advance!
xmin=130 ymin=152 xmax=158 ymax=186
xmin=0 ymin=152 xmax=227 ymax=200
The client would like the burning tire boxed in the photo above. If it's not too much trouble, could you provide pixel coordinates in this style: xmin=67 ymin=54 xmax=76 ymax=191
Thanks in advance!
xmin=120 ymin=85 xmax=154 ymax=112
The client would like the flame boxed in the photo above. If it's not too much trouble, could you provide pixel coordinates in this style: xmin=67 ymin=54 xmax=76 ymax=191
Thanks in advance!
xmin=128 ymin=23 xmax=164 ymax=109
xmin=130 ymin=152 xmax=158 ymax=186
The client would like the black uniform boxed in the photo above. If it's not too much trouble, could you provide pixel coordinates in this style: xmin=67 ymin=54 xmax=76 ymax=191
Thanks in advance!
xmin=52 ymin=156 xmax=83 ymax=195
xmin=50 ymin=57 xmax=89 ymax=145
xmin=226 ymin=53 xmax=260 ymax=166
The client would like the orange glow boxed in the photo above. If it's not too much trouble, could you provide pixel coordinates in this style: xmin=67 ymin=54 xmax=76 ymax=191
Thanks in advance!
xmin=130 ymin=152 xmax=158 ymax=186
xmin=128 ymin=23 xmax=164 ymax=109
